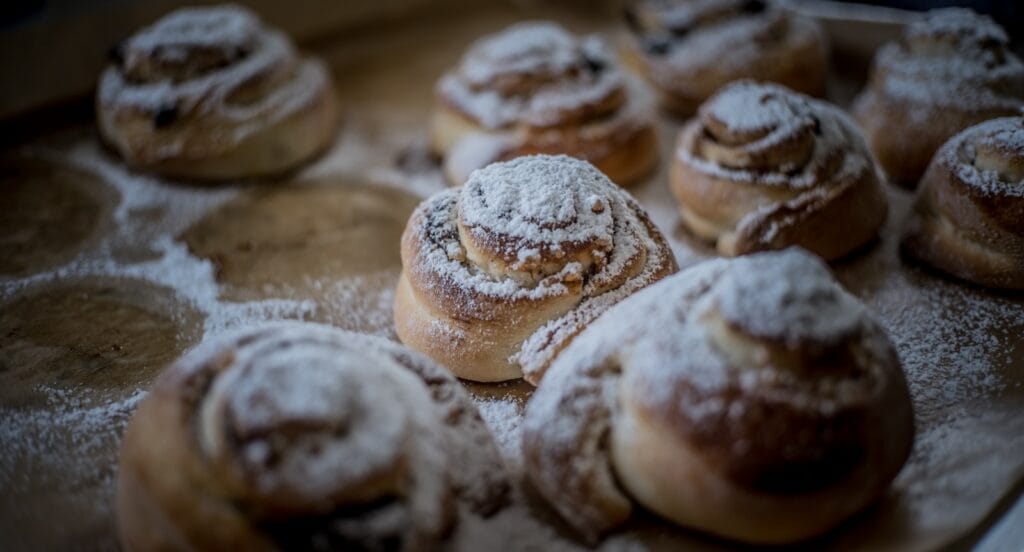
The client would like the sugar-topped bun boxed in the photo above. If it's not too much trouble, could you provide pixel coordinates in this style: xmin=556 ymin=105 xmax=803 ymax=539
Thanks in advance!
xmin=670 ymin=81 xmax=887 ymax=260
xmin=432 ymin=21 xmax=659 ymax=187
xmin=853 ymin=8 xmax=1024 ymax=185
xmin=97 ymin=5 xmax=337 ymax=180
xmin=394 ymin=155 xmax=676 ymax=383
xmin=623 ymin=0 xmax=828 ymax=116
xmin=117 ymin=322 xmax=508 ymax=551
xmin=902 ymin=116 xmax=1024 ymax=289
xmin=522 ymin=248 xmax=914 ymax=544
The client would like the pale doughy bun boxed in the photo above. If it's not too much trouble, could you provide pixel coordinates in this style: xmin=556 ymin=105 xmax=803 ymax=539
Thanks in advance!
xmin=623 ymin=0 xmax=828 ymax=116
xmin=523 ymin=248 xmax=914 ymax=545
xmin=97 ymin=5 xmax=337 ymax=181
xmin=902 ymin=116 xmax=1024 ymax=290
xmin=670 ymin=80 xmax=887 ymax=261
xmin=394 ymin=155 xmax=676 ymax=384
xmin=431 ymin=21 xmax=659 ymax=187
xmin=852 ymin=8 xmax=1024 ymax=186
xmin=116 ymin=322 xmax=508 ymax=551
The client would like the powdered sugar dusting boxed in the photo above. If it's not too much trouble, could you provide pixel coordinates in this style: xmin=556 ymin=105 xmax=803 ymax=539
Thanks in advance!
xmin=0 ymin=387 xmax=147 ymax=549
xmin=184 ymin=324 xmax=509 ymax=540
xmin=678 ymin=82 xmax=873 ymax=189
xmin=704 ymin=80 xmax=811 ymax=134
xmin=98 ymin=4 xmax=330 ymax=149
xmin=461 ymin=21 xmax=578 ymax=86
xmin=631 ymin=0 xmax=825 ymax=91
xmin=941 ymin=117 xmax=1024 ymax=198
xmin=437 ymin=21 xmax=624 ymax=129
xmin=197 ymin=326 xmax=448 ymax=523
xmin=865 ymin=8 xmax=1024 ymax=112
xmin=406 ymin=155 xmax=675 ymax=380
xmin=715 ymin=249 xmax=867 ymax=346
xmin=124 ymin=5 xmax=259 ymax=61
xmin=461 ymin=155 xmax=615 ymax=249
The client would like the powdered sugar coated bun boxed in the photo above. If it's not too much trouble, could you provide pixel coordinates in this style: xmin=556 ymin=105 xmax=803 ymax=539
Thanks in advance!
xmin=394 ymin=155 xmax=676 ymax=383
xmin=459 ymin=155 xmax=616 ymax=273
xmin=432 ymin=21 xmax=659 ymax=186
xmin=714 ymin=248 xmax=866 ymax=346
xmin=117 ymin=322 xmax=508 ymax=551
xmin=902 ymin=116 xmax=1024 ymax=289
xmin=522 ymin=248 xmax=914 ymax=544
xmin=437 ymin=21 xmax=623 ymax=130
xmin=97 ymin=5 xmax=337 ymax=180
xmin=852 ymin=8 xmax=1024 ymax=185
xmin=624 ymin=0 xmax=828 ymax=115
xmin=460 ymin=22 xmax=580 ymax=91
xmin=670 ymin=81 xmax=887 ymax=260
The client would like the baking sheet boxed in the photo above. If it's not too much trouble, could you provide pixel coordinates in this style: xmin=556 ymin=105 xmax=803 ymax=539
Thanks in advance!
xmin=1 ymin=3 xmax=1023 ymax=550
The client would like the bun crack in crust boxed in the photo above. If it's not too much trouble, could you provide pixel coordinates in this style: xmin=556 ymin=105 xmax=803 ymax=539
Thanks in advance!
xmin=432 ymin=21 xmax=659 ymax=186
xmin=902 ymin=116 xmax=1024 ymax=289
xmin=394 ymin=155 xmax=677 ymax=384
xmin=116 ymin=323 xmax=509 ymax=551
xmin=852 ymin=8 xmax=1024 ymax=185
xmin=522 ymin=248 xmax=914 ymax=545
xmin=671 ymin=81 xmax=887 ymax=260
xmin=97 ymin=5 xmax=338 ymax=180
xmin=623 ymin=0 xmax=828 ymax=116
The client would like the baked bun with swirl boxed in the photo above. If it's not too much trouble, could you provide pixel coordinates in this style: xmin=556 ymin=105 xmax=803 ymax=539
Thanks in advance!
xmin=902 ymin=116 xmax=1024 ymax=290
xmin=523 ymin=248 xmax=914 ymax=544
xmin=670 ymin=81 xmax=887 ymax=260
xmin=623 ymin=0 xmax=828 ymax=116
xmin=431 ymin=21 xmax=659 ymax=187
xmin=97 ymin=5 xmax=337 ymax=180
xmin=852 ymin=8 xmax=1024 ymax=186
xmin=394 ymin=155 xmax=676 ymax=384
xmin=116 ymin=323 xmax=509 ymax=551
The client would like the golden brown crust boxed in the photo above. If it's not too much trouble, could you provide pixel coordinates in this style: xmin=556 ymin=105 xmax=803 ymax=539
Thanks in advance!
xmin=394 ymin=155 xmax=676 ymax=384
xmin=116 ymin=323 xmax=508 ymax=551
xmin=623 ymin=0 xmax=828 ymax=116
xmin=522 ymin=250 xmax=914 ymax=544
xmin=901 ymin=117 xmax=1024 ymax=289
xmin=430 ymin=21 xmax=658 ymax=186
xmin=852 ymin=8 xmax=1024 ymax=186
xmin=96 ymin=5 xmax=338 ymax=181
xmin=669 ymin=81 xmax=887 ymax=260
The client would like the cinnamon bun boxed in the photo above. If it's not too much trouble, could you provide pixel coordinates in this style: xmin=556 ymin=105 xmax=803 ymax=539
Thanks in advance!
xmin=522 ymin=248 xmax=914 ymax=544
xmin=852 ymin=8 xmax=1024 ymax=186
xmin=623 ymin=0 xmax=828 ymax=116
xmin=394 ymin=155 xmax=676 ymax=384
xmin=432 ymin=21 xmax=658 ymax=186
xmin=902 ymin=116 xmax=1024 ymax=290
xmin=116 ymin=323 xmax=509 ymax=551
xmin=97 ymin=5 xmax=338 ymax=180
xmin=670 ymin=80 xmax=887 ymax=260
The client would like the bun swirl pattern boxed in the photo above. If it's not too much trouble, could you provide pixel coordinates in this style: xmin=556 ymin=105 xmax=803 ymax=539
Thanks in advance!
xmin=670 ymin=81 xmax=887 ymax=260
xmin=902 ymin=116 xmax=1024 ymax=289
xmin=623 ymin=0 xmax=828 ymax=115
xmin=852 ymin=8 xmax=1024 ymax=185
xmin=117 ymin=323 xmax=508 ymax=551
xmin=432 ymin=21 xmax=658 ymax=186
xmin=394 ymin=155 xmax=676 ymax=384
xmin=97 ymin=5 xmax=337 ymax=180
xmin=522 ymin=249 xmax=914 ymax=545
